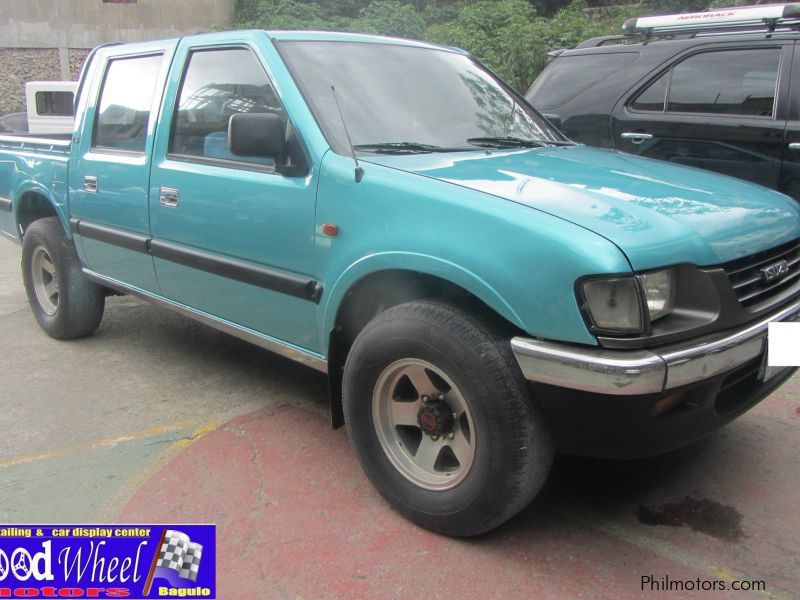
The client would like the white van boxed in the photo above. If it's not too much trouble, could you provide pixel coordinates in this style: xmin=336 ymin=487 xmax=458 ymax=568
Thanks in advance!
xmin=25 ymin=81 xmax=77 ymax=134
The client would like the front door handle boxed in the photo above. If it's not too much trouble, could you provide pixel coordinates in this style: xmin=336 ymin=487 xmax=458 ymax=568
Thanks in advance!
xmin=84 ymin=176 xmax=98 ymax=193
xmin=159 ymin=187 xmax=180 ymax=208
xmin=789 ymin=143 xmax=800 ymax=151
xmin=621 ymin=132 xmax=653 ymax=145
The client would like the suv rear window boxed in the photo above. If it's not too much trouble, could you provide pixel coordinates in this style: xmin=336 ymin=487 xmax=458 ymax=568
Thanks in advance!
xmin=526 ymin=53 xmax=638 ymax=110
xmin=632 ymin=48 xmax=781 ymax=117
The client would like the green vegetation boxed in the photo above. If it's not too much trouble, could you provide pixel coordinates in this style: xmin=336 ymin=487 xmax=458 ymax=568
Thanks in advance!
xmin=233 ymin=1 xmax=738 ymax=91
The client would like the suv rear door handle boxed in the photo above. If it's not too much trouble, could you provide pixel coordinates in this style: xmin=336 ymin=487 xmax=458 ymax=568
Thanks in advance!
xmin=789 ymin=143 xmax=800 ymax=151
xmin=621 ymin=132 xmax=653 ymax=144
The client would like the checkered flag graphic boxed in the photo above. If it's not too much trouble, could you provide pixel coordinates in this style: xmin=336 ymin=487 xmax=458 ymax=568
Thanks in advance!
xmin=156 ymin=530 xmax=203 ymax=582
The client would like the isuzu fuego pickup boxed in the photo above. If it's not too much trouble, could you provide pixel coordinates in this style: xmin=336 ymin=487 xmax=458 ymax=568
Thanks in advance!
xmin=1 ymin=31 xmax=799 ymax=536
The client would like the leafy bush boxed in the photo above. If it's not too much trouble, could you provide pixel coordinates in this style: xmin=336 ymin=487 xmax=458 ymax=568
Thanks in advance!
xmin=233 ymin=0 xmax=738 ymax=91
xmin=354 ymin=1 xmax=427 ymax=38
xmin=235 ymin=0 xmax=331 ymax=30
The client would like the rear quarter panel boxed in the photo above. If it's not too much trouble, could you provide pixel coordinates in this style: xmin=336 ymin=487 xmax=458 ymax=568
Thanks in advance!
xmin=0 ymin=140 xmax=70 ymax=243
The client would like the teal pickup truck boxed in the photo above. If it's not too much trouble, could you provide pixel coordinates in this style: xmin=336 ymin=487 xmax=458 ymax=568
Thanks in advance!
xmin=1 ymin=31 xmax=799 ymax=536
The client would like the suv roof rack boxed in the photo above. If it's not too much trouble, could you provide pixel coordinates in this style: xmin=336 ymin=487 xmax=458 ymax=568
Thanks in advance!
xmin=622 ymin=3 xmax=800 ymax=36
xmin=576 ymin=27 xmax=800 ymax=49
xmin=576 ymin=34 xmax=677 ymax=48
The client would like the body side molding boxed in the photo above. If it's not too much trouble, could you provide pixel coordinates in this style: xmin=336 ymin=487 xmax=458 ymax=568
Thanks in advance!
xmin=70 ymin=217 xmax=322 ymax=303
xmin=149 ymin=239 xmax=322 ymax=303
xmin=70 ymin=217 xmax=150 ymax=253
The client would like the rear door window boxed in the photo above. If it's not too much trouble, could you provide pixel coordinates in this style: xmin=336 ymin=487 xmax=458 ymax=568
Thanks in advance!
xmin=631 ymin=48 xmax=781 ymax=117
xmin=668 ymin=48 xmax=780 ymax=116
xmin=93 ymin=54 xmax=163 ymax=153
xmin=526 ymin=53 xmax=638 ymax=110
xmin=631 ymin=72 xmax=668 ymax=112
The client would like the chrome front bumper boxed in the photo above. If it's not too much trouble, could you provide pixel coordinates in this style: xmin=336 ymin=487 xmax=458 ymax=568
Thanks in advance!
xmin=511 ymin=299 xmax=800 ymax=396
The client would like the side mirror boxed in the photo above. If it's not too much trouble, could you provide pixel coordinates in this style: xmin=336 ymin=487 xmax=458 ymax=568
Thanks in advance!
xmin=228 ymin=112 xmax=286 ymax=158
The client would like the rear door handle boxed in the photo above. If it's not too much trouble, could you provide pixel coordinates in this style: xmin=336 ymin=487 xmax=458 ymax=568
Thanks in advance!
xmin=789 ymin=143 xmax=800 ymax=150
xmin=621 ymin=132 xmax=653 ymax=145
xmin=84 ymin=176 xmax=97 ymax=193
xmin=160 ymin=187 xmax=180 ymax=208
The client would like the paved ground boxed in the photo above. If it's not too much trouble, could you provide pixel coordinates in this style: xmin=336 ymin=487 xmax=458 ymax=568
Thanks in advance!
xmin=2 ymin=236 xmax=800 ymax=598
xmin=0 ymin=237 xmax=328 ymax=522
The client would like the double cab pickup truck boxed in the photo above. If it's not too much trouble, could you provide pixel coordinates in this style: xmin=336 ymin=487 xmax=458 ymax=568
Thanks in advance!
xmin=1 ymin=31 xmax=799 ymax=536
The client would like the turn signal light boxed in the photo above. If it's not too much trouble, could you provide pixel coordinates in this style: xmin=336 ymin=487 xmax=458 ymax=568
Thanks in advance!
xmin=651 ymin=391 xmax=686 ymax=417
xmin=322 ymin=223 xmax=339 ymax=236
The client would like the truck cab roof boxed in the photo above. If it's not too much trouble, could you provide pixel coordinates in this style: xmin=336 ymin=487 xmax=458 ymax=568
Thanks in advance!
xmin=102 ymin=29 xmax=466 ymax=54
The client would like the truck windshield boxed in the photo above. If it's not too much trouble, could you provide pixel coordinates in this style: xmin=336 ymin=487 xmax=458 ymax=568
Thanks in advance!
xmin=278 ymin=40 xmax=568 ymax=155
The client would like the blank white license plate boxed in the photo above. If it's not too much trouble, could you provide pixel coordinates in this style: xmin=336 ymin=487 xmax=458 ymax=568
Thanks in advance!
xmin=758 ymin=351 xmax=785 ymax=383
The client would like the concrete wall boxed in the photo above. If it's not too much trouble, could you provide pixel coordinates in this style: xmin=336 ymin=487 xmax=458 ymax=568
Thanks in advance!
xmin=0 ymin=0 xmax=235 ymax=48
xmin=0 ymin=0 xmax=235 ymax=114
xmin=0 ymin=49 xmax=90 ymax=114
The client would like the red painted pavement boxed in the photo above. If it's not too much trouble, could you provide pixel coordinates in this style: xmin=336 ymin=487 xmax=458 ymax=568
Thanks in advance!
xmin=119 ymin=395 xmax=800 ymax=599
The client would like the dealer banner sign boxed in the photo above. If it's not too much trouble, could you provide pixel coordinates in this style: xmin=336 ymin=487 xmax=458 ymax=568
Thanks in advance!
xmin=0 ymin=525 xmax=216 ymax=598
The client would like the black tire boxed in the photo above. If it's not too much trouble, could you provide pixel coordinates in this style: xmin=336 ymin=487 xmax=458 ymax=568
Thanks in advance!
xmin=21 ymin=217 xmax=105 ymax=339
xmin=343 ymin=300 xmax=554 ymax=536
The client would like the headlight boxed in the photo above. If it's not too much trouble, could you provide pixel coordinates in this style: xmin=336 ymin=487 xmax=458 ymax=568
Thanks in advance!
xmin=640 ymin=268 xmax=676 ymax=322
xmin=582 ymin=277 xmax=643 ymax=332
xmin=581 ymin=268 xmax=676 ymax=334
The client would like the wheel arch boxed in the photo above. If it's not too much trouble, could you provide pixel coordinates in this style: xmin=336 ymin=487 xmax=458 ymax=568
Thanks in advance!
xmin=13 ymin=185 xmax=68 ymax=240
xmin=323 ymin=253 xmax=527 ymax=427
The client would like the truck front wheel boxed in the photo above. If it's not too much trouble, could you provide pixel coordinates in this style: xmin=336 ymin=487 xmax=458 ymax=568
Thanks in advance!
xmin=343 ymin=301 xmax=554 ymax=536
xmin=21 ymin=217 xmax=105 ymax=339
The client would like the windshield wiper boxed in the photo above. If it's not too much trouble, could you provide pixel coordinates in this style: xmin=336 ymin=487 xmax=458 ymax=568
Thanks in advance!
xmin=353 ymin=142 xmax=470 ymax=154
xmin=467 ymin=137 xmax=573 ymax=149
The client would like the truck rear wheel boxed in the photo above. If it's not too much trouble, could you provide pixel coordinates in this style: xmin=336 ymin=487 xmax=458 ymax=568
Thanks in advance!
xmin=343 ymin=301 xmax=554 ymax=536
xmin=21 ymin=217 xmax=105 ymax=339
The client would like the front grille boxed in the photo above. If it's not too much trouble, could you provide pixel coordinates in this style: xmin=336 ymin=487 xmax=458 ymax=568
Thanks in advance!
xmin=723 ymin=238 xmax=800 ymax=309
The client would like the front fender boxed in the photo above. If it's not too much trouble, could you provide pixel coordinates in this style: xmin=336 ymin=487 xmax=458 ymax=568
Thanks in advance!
xmin=315 ymin=153 xmax=632 ymax=351
xmin=322 ymin=251 xmax=528 ymax=340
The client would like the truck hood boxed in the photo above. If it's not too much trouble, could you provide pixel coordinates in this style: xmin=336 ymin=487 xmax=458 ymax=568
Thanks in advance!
xmin=363 ymin=145 xmax=800 ymax=270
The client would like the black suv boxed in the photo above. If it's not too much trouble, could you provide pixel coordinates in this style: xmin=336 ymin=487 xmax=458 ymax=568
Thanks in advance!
xmin=525 ymin=4 xmax=800 ymax=200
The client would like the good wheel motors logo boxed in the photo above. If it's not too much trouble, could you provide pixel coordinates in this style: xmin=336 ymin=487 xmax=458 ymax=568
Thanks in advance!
xmin=0 ymin=541 xmax=54 ymax=581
